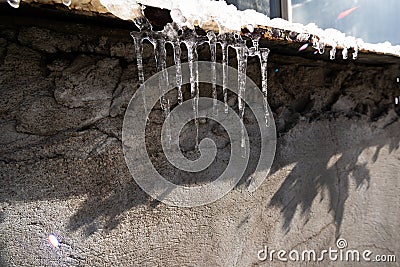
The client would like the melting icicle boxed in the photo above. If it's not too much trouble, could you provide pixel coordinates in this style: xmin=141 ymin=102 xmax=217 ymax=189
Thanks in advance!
xmin=396 ymin=78 xmax=399 ymax=105
xmin=252 ymin=37 xmax=259 ymax=52
xmin=7 ymin=0 xmax=20 ymax=8
xmin=184 ymin=39 xmax=200 ymax=150
xmin=352 ymin=46 xmax=358 ymax=60
xmin=133 ymin=37 xmax=148 ymax=118
xmin=235 ymin=45 xmax=248 ymax=158
xmin=342 ymin=47 xmax=348 ymax=59
xmin=165 ymin=99 xmax=172 ymax=148
xmin=221 ymin=42 xmax=229 ymax=113
xmin=62 ymin=0 xmax=71 ymax=7
xmin=163 ymin=23 xmax=183 ymax=105
xmin=173 ymin=42 xmax=183 ymax=105
xmin=133 ymin=16 xmax=152 ymax=32
xmin=330 ymin=47 xmax=336 ymax=60
xmin=312 ymin=40 xmax=325 ymax=54
xmin=207 ymin=31 xmax=218 ymax=115
xmin=259 ymin=48 xmax=271 ymax=127
xmin=153 ymin=38 xmax=172 ymax=147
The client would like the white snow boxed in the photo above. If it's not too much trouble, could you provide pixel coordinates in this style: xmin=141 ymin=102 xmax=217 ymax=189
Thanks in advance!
xmin=99 ymin=0 xmax=399 ymax=57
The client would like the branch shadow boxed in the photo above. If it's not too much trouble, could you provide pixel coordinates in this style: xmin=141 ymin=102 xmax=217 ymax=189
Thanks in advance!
xmin=268 ymin=117 xmax=400 ymax=236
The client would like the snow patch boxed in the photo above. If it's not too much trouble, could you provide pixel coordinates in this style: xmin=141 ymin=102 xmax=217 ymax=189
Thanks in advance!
xmin=97 ymin=0 xmax=400 ymax=57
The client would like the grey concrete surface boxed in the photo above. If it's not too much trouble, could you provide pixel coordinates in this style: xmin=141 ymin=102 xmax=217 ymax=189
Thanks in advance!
xmin=0 ymin=17 xmax=399 ymax=266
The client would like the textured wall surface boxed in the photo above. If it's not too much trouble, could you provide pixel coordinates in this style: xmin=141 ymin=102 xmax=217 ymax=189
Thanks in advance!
xmin=0 ymin=16 xmax=399 ymax=266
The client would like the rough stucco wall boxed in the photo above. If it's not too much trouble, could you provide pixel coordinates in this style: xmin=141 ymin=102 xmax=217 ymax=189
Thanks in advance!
xmin=0 ymin=17 xmax=399 ymax=266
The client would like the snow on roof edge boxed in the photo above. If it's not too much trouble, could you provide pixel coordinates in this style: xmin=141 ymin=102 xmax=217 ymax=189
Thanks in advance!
xmin=98 ymin=0 xmax=400 ymax=58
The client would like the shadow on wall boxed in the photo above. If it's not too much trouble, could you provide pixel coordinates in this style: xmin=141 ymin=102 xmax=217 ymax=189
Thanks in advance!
xmin=268 ymin=116 xmax=400 ymax=236
xmin=0 ymin=23 xmax=400 ymax=239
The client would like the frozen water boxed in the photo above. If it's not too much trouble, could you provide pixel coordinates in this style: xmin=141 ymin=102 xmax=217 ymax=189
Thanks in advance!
xmin=133 ymin=36 xmax=148 ymax=118
xmin=342 ymin=47 xmax=348 ymax=60
xmin=173 ymin=42 xmax=183 ymax=105
xmin=330 ymin=47 xmax=336 ymax=60
xmin=131 ymin=20 xmax=274 ymax=155
xmin=221 ymin=42 xmax=229 ymax=113
xmin=183 ymin=37 xmax=200 ymax=150
xmin=258 ymin=48 xmax=271 ymax=127
xmin=234 ymin=44 xmax=248 ymax=158
xmin=207 ymin=31 xmax=218 ymax=115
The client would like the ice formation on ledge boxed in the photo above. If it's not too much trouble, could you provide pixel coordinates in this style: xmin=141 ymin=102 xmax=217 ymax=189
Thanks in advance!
xmin=97 ymin=0 xmax=400 ymax=58
xmin=130 ymin=13 xmax=272 ymax=154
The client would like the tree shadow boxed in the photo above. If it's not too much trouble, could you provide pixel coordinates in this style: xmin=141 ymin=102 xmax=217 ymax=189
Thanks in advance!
xmin=269 ymin=116 xmax=400 ymax=236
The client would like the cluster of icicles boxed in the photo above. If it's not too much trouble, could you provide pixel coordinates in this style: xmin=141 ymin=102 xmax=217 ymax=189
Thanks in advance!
xmin=7 ymin=0 xmax=71 ymax=8
xmin=132 ymin=18 xmax=272 ymax=153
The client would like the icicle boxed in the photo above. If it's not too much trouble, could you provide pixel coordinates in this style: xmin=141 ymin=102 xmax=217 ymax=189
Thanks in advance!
xmin=153 ymin=38 xmax=168 ymax=107
xmin=259 ymin=48 xmax=271 ymax=127
xmin=342 ymin=47 xmax=348 ymax=59
xmin=396 ymin=78 xmax=399 ymax=105
xmin=133 ymin=37 xmax=148 ymax=118
xmin=7 ymin=0 xmax=20 ymax=8
xmin=207 ymin=31 xmax=218 ymax=115
xmin=312 ymin=39 xmax=325 ymax=54
xmin=173 ymin=42 xmax=183 ymax=105
xmin=162 ymin=23 xmax=183 ymax=106
xmin=330 ymin=47 xmax=336 ymax=60
xmin=235 ymin=45 xmax=248 ymax=158
xmin=352 ymin=46 xmax=358 ymax=60
xmin=164 ymin=99 xmax=172 ymax=148
xmin=221 ymin=42 xmax=229 ymax=113
xmin=133 ymin=17 xmax=152 ymax=32
xmin=62 ymin=0 xmax=71 ymax=7
xmin=153 ymin=38 xmax=171 ymax=147
xmin=184 ymin=39 xmax=200 ymax=150
xmin=252 ymin=37 xmax=259 ymax=52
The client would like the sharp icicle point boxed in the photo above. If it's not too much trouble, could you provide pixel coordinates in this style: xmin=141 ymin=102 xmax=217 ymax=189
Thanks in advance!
xmin=259 ymin=48 xmax=271 ymax=127
xmin=207 ymin=31 xmax=218 ymax=115
xmin=173 ymin=42 xmax=183 ymax=105
xmin=154 ymin=38 xmax=171 ymax=148
xmin=222 ymin=42 xmax=229 ymax=113
xmin=184 ymin=39 xmax=200 ymax=150
xmin=133 ymin=36 xmax=148 ymax=119
xmin=234 ymin=43 xmax=248 ymax=158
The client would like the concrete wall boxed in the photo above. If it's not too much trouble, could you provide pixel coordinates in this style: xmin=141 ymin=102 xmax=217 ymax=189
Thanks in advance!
xmin=0 ymin=17 xmax=399 ymax=266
